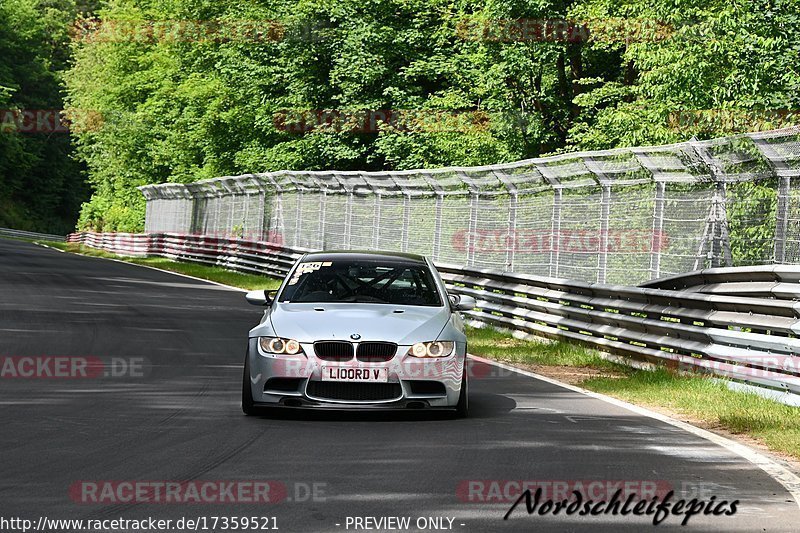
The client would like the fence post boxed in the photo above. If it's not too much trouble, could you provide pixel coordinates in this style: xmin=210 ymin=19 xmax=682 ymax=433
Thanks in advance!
xmin=256 ymin=189 xmax=266 ymax=241
xmin=187 ymin=188 xmax=199 ymax=236
xmin=433 ymin=192 xmax=443 ymax=261
xmin=144 ymin=196 xmax=153 ymax=233
xmin=717 ymin=182 xmax=733 ymax=267
xmin=318 ymin=191 xmax=327 ymax=249
xmin=598 ymin=184 xmax=611 ymax=283
xmin=649 ymin=181 xmax=666 ymax=280
xmin=213 ymin=192 xmax=221 ymax=236
xmin=549 ymin=188 xmax=562 ymax=277
xmin=690 ymin=138 xmax=732 ymax=267
xmin=226 ymin=194 xmax=235 ymax=238
xmin=274 ymin=190 xmax=284 ymax=244
xmin=493 ymin=169 xmax=518 ymax=272
xmin=295 ymin=189 xmax=303 ymax=247
xmin=372 ymin=194 xmax=381 ymax=249
xmin=401 ymin=193 xmax=411 ymax=253
xmin=242 ymin=192 xmax=250 ymax=239
xmin=467 ymin=191 xmax=479 ymax=266
xmin=506 ymin=192 xmax=518 ymax=271
xmin=344 ymin=192 xmax=353 ymax=249
xmin=774 ymin=176 xmax=791 ymax=264
xmin=752 ymin=135 xmax=795 ymax=263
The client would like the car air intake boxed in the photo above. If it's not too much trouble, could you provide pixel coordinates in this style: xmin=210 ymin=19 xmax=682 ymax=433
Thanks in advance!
xmin=356 ymin=342 xmax=397 ymax=362
xmin=264 ymin=377 xmax=304 ymax=393
xmin=314 ymin=341 xmax=354 ymax=361
xmin=408 ymin=380 xmax=447 ymax=396
xmin=306 ymin=381 xmax=402 ymax=401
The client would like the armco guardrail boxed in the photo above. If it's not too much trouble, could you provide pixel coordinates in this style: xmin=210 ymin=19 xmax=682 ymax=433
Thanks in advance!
xmin=641 ymin=265 xmax=800 ymax=298
xmin=68 ymin=232 xmax=307 ymax=278
xmin=68 ymin=231 xmax=800 ymax=397
xmin=0 ymin=227 xmax=66 ymax=242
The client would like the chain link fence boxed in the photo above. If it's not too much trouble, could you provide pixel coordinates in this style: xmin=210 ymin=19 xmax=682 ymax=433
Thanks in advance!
xmin=139 ymin=127 xmax=800 ymax=284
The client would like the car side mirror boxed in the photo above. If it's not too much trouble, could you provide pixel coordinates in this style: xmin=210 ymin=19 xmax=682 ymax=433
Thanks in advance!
xmin=245 ymin=289 xmax=274 ymax=306
xmin=449 ymin=293 xmax=476 ymax=311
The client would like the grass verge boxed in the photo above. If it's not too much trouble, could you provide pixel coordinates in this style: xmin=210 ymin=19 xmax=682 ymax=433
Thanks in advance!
xmin=468 ymin=325 xmax=800 ymax=463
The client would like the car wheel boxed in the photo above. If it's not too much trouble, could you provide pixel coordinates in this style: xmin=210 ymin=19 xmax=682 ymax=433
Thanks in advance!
xmin=242 ymin=351 xmax=256 ymax=416
xmin=454 ymin=365 xmax=468 ymax=418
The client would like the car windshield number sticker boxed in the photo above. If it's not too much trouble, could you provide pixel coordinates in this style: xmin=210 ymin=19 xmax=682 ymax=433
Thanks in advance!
xmin=288 ymin=261 xmax=332 ymax=285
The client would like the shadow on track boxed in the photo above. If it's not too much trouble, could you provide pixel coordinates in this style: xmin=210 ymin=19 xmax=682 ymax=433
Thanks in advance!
xmin=244 ymin=392 xmax=517 ymax=422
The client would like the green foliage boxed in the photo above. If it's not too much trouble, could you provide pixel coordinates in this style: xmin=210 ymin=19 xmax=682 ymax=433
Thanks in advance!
xmin=59 ymin=0 xmax=800 ymax=231
xmin=726 ymin=180 xmax=778 ymax=266
xmin=0 ymin=0 xmax=89 ymax=233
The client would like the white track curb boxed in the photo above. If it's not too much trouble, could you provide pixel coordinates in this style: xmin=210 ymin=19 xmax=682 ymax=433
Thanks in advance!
xmin=470 ymin=354 xmax=800 ymax=510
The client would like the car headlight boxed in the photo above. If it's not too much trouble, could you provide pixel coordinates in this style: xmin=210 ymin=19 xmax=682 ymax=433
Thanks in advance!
xmin=407 ymin=341 xmax=455 ymax=358
xmin=259 ymin=336 xmax=303 ymax=355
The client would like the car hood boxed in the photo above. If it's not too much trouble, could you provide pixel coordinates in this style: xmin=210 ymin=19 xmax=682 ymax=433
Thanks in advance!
xmin=264 ymin=303 xmax=451 ymax=344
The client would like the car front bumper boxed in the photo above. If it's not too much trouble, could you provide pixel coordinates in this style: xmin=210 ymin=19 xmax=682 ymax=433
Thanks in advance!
xmin=246 ymin=338 xmax=465 ymax=409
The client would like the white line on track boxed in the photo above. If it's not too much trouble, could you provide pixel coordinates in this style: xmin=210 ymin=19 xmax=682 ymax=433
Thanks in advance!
xmin=470 ymin=354 xmax=800 ymax=510
xmin=33 ymin=241 xmax=65 ymax=252
xmin=33 ymin=242 xmax=246 ymax=292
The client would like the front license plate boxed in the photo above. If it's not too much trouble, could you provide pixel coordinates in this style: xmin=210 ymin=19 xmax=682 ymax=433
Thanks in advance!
xmin=321 ymin=366 xmax=388 ymax=382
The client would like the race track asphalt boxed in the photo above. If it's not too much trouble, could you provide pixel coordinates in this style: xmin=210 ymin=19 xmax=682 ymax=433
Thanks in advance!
xmin=0 ymin=238 xmax=797 ymax=532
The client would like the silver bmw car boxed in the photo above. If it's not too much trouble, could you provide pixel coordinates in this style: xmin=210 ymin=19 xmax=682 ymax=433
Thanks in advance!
xmin=241 ymin=251 xmax=475 ymax=417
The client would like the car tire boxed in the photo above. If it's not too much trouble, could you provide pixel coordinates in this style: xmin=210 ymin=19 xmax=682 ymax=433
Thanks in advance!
xmin=242 ymin=350 xmax=257 ymax=416
xmin=454 ymin=365 xmax=469 ymax=418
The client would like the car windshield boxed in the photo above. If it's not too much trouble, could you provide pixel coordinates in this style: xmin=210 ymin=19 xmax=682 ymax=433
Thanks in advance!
xmin=279 ymin=260 xmax=442 ymax=306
